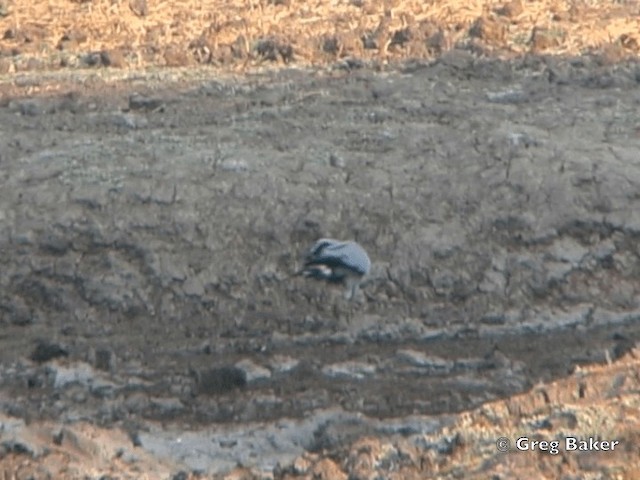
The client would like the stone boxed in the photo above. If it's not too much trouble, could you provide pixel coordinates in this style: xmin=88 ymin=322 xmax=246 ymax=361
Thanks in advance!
xmin=30 ymin=341 xmax=69 ymax=363
xmin=192 ymin=367 xmax=247 ymax=395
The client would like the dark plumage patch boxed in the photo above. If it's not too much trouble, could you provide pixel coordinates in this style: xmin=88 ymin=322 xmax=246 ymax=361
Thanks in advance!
xmin=309 ymin=240 xmax=334 ymax=257
xmin=304 ymin=255 xmax=351 ymax=271
xmin=302 ymin=264 xmax=346 ymax=283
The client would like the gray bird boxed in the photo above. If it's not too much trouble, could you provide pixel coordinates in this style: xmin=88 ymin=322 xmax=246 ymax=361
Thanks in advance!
xmin=300 ymin=238 xmax=371 ymax=300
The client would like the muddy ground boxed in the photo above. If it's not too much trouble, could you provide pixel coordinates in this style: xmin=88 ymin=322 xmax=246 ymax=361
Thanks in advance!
xmin=1 ymin=54 xmax=639 ymax=478
xmin=2 ymin=1 xmax=640 ymax=478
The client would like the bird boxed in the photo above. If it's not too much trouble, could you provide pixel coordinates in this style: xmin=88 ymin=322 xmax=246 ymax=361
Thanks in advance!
xmin=299 ymin=238 xmax=371 ymax=300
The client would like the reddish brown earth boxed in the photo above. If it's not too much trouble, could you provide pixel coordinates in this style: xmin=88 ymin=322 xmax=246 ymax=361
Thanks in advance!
xmin=2 ymin=351 xmax=639 ymax=479
xmin=1 ymin=1 xmax=640 ymax=479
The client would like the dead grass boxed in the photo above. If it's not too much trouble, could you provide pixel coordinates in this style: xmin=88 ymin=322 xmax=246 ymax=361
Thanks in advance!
xmin=0 ymin=0 xmax=638 ymax=73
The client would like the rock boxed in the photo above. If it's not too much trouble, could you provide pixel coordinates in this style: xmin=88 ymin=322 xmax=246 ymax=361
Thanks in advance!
xmin=329 ymin=153 xmax=346 ymax=168
xmin=192 ymin=367 xmax=247 ymax=395
xmin=547 ymin=236 xmax=588 ymax=265
xmin=23 ymin=58 xmax=46 ymax=71
xmin=100 ymin=49 xmax=126 ymax=68
xmin=8 ymin=98 xmax=47 ymax=116
xmin=611 ymin=333 xmax=635 ymax=361
xmin=164 ymin=45 xmax=190 ymax=67
xmin=322 ymin=361 xmax=376 ymax=380
xmin=486 ymin=89 xmax=528 ymax=104
xmin=497 ymin=0 xmax=524 ymax=18
xmin=268 ymin=355 xmax=300 ymax=373
xmin=396 ymin=350 xmax=455 ymax=372
xmin=390 ymin=28 xmax=412 ymax=48
xmin=51 ymin=362 xmax=96 ymax=389
xmin=110 ymin=112 xmax=148 ymax=129
xmin=506 ymin=132 xmax=541 ymax=148
xmin=469 ymin=17 xmax=506 ymax=43
xmin=530 ymin=27 xmax=564 ymax=52
xmin=0 ymin=57 xmax=14 ymax=74
xmin=58 ymin=28 xmax=88 ymax=47
xmin=1 ymin=297 xmax=36 ymax=326
xmin=219 ymin=158 xmax=249 ymax=172
xmin=149 ymin=397 xmax=184 ymax=415
xmin=87 ymin=347 xmax=117 ymax=372
xmin=254 ymin=37 xmax=294 ymax=62
xmin=182 ymin=275 xmax=205 ymax=297
xmin=128 ymin=93 xmax=163 ymax=112
xmin=121 ymin=396 xmax=149 ymax=420
xmin=80 ymin=51 xmax=106 ymax=67
xmin=235 ymin=359 xmax=271 ymax=382
xmin=129 ymin=0 xmax=148 ymax=17
xmin=322 ymin=36 xmax=339 ymax=55
xmin=30 ymin=341 xmax=69 ymax=363
xmin=0 ymin=416 xmax=43 ymax=457
xmin=38 ymin=230 xmax=72 ymax=254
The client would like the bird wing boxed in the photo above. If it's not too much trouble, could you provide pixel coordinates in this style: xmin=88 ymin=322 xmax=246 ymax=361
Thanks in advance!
xmin=312 ymin=242 xmax=370 ymax=275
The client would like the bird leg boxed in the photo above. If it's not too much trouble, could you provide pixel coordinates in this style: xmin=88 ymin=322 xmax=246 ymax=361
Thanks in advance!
xmin=343 ymin=276 xmax=360 ymax=301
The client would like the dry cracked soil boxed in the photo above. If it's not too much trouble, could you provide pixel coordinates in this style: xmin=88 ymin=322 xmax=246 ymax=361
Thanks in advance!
xmin=1 ymin=0 xmax=640 ymax=479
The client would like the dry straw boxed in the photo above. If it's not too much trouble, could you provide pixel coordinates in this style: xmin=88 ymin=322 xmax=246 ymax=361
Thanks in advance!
xmin=1 ymin=0 xmax=638 ymax=70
